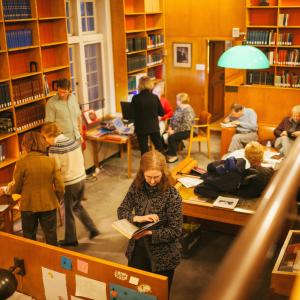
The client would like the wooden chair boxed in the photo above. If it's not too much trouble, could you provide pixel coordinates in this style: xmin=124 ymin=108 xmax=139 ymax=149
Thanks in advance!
xmin=187 ymin=111 xmax=212 ymax=158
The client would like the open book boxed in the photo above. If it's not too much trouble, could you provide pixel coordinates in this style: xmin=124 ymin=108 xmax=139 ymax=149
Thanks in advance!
xmin=112 ymin=219 xmax=159 ymax=239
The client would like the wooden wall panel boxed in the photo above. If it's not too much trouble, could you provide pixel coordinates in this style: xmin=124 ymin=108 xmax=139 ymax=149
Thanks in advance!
xmin=165 ymin=0 xmax=245 ymax=115
xmin=225 ymin=86 xmax=300 ymax=125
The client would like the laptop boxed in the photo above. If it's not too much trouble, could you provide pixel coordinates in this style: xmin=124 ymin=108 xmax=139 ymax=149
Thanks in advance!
xmin=112 ymin=118 xmax=134 ymax=135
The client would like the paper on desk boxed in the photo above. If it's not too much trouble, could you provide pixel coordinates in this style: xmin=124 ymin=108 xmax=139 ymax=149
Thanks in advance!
xmin=42 ymin=267 xmax=68 ymax=300
xmin=0 ymin=204 xmax=9 ymax=212
xmin=75 ymin=274 xmax=106 ymax=300
xmin=220 ymin=122 xmax=236 ymax=128
xmin=177 ymin=177 xmax=203 ymax=188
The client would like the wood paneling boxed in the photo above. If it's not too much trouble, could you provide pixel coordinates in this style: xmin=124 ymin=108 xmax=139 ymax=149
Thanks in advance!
xmin=164 ymin=0 xmax=245 ymax=114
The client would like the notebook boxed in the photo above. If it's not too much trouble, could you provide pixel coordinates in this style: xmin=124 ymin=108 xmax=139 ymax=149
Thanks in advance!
xmin=112 ymin=118 xmax=133 ymax=135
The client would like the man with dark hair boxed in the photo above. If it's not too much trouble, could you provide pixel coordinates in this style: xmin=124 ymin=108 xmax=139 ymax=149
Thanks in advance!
xmin=45 ymin=78 xmax=82 ymax=141
xmin=223 ymin=103 xmax=258 ymax=152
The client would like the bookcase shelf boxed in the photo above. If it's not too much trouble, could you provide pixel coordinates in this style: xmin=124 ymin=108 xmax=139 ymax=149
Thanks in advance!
xmin=246 ymin=0 xmax=300 ymax=88
xmin=0 ymin=0 xmax=69 ymax=182
xmin=111 ymin=0 xmax=165 ymax=110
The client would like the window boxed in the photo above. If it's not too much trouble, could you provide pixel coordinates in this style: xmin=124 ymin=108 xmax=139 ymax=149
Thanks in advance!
xmin=66 ymin=0 xmax=73 ymax=35
xmin=69 ymin=46 xmax=76 ymax=93
xmin=84 ymin=43 xmax=104 ymax=110
xmin=80 ymin=0 xmax=95 ymax=32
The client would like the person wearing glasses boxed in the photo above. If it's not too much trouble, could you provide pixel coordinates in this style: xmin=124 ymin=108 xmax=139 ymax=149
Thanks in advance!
xmin=45 ymin=78 xmax=82 ymax=142
xmin=117 ymin=150 xmax=182 ymax=293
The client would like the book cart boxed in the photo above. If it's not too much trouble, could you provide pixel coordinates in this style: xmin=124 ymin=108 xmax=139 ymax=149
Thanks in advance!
xmin=0 ymin=0 xmax=70 ymax=185
xmin=110 ymin=0 xmax=165 ymax=111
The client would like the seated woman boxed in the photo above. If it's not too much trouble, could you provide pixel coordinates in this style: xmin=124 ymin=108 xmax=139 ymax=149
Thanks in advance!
xmin=238 ymin=141 xmax=274 ymax=198
xmin=0 ymin=131 xmax=64 ymax=245
xmin=166 ymin=93 xmax=195 ymax=163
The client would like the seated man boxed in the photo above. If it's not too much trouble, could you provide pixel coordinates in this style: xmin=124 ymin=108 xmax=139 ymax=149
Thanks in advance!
xmin=223 ymin=103 xmax=258 ymax=152
xmin=274 ymin=105 xmax=300 ymax=157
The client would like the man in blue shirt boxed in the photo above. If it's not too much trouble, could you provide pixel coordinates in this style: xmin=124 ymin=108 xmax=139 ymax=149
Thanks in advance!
xmin=223 ymin=103 xmax=258 ymax=152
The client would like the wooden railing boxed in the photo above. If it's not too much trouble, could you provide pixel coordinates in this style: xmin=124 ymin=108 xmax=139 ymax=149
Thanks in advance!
xmin=201 ymin=137 xmax=300 ymax=300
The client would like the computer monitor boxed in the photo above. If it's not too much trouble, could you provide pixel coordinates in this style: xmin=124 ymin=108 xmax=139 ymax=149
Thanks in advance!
xmin=120 ymin=101 xmax=134 ymax=122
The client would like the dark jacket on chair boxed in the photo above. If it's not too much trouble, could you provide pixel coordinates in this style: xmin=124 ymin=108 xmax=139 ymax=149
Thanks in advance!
xmin=131 ymin=90 xmax=164 ymax=134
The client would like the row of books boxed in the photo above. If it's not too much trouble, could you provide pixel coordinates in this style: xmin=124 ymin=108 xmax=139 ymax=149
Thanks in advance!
xmin=127 ymin=55 xmax=147 ymax=72
xmin=148 ymin=65 xmax=162 ymax=80
xmin=126 ymin=37 xmax=147 ymax=53
xmin=2 ymin=0 xmax=32 ymax=20
xmin=278 ymin=13 xmax=289 ymax=26
xmin=147 ymin=34 xmax=164 ymax=49
xmin=6 ymin=29 xmax=33 ymax=49
xmin=274 ymin=49 xmax=300 ymax=65
xmin=0 ymin=143 xmax=6 ymax=163
xmin=0 ymin=111 xmax=14 ymax=134
xmin=147 ymin=52 xmax=163 ymax=66
xmin=246 ymin=30 xmax=276 ymax=45
xmin=128 ymin=72 xmax=146 ymax=91
xmin=246 ymin=71 xmax=274 ymax=85
xmin=15 ymin=104 xmax=44 ymax=131
xmin=0 ymin=83 xmax=11 ymax=109
xmin=12 ymin=78 xmax=44 ymax=105
xmin=274 ymin=72 xmax=300 ymax=88
xmin=277 ymin=32 xmax=294 ymax=46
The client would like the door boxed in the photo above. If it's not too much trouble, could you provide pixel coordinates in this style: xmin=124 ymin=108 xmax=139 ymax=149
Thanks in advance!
xmin=208 ymin=40 xmax=225 ymax=122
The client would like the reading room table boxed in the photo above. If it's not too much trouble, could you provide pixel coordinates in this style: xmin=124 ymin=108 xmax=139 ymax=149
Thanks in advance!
xmin=171 ymin=157 xmax=259 ymax=226
xmin=86 ymin=127 xmax=132 ymax=178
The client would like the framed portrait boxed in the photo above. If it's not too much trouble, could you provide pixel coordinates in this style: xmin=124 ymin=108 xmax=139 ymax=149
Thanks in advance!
xmin=82 ymin=109 xmax=101 ymax=125
xmin=173 ymin=43 xmax=192 ymax=68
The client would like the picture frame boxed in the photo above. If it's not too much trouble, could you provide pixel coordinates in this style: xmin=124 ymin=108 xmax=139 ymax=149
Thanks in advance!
xmin=173 ymin=43 xmax=192 ymax=68
xmin=82 ymin=109 xmax=101 ymax=125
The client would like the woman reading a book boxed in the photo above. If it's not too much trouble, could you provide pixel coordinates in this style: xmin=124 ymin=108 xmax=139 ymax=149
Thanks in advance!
xmin=117 ymin=150 xmax=182 ymax=293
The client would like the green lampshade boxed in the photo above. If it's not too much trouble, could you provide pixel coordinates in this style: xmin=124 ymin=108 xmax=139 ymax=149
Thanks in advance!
xmin=217 ymin=45 xmax=270 ymax=69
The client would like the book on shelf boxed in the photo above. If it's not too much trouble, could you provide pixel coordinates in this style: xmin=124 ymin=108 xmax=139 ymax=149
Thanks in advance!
xmin=213 ymin=196 xmax=239 ymax=210
xmin=0 ymin=83 xmax=11 ymax=108
xmin=2 ymin=0 xmax=32 ymax=20
xmin=0 ymin=143 xmax=6 ymax=162
xmin=112 ymin=218 xmax=159 ymax=239
xmin=0 ymin=111 xmax=14 ymax=133
xmin=6 ymin=29 xmax=33 ymax=49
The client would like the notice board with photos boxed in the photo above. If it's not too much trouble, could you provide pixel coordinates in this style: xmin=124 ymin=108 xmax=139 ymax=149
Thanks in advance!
xmin=0 ymin=232 xmax=168 ymax=299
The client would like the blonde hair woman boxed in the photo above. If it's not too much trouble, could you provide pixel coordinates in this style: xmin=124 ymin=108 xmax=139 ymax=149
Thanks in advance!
xmin=117 ymin=150 xmax=182 ymax=292
xmin=131 ymin=76 xmax=165 ymax=154
xmin=166 ymin=92 xmax=195 ymax=163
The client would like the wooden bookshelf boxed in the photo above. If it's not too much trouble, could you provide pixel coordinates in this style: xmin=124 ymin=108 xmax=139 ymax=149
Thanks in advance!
xmin=0 ymin=0 xmax=69 ymax=183
xmin=110 ymin=0 xmax=165 ymax=111
xmin=246 ymin=0 xmax=300 ymax=88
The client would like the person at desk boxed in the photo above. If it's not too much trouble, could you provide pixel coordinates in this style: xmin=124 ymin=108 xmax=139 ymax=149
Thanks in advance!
xmin=41 ymin=122 xmax=100 ymax=247
xmin=223 ymin=103 xmax=258 ymax=152
xmin=131 ymin=76 xmax=165 ymax=155
xmin=238 ymin=141 xmax=274 ymax=198
xmin=45 ymin=78 xmax=82 ymax=142
xmin=0 ymin=132 xmax=64 ymax=246
xmin=274 ymin=105 xmax=300 ymax=157
xmin=166 ymin=93 xmax=195 ymax=163
xmin=117 ymin=150 xmax=182 ymax=292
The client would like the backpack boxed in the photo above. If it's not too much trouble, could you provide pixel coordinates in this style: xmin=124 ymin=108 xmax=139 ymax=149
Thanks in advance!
xmin=194 ymin=157 xmax=246 ymax=198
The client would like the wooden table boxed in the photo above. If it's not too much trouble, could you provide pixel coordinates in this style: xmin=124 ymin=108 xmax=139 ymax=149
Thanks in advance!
xmin=172 ymin=157 xmax=259 ymax=226
xmin=86 ymin=128 xmax=132 ymax=178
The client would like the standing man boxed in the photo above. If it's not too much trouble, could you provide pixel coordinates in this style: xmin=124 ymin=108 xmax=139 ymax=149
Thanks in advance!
xmin=223 ymin=103 xmax=258 ymax=152
xmin=45 ymin=78 xmax=82 ymax=141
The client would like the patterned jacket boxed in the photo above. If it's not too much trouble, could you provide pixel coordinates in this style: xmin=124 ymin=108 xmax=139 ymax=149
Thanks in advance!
xmin=117 ymin=182 xmax=182 ymax=272
xmin=170 ymin=105 xmax=195 ymax=133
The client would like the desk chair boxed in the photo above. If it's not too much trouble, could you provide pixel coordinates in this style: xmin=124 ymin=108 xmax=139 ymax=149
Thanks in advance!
xmin=187 ymin=111 xmax=212 ymax=158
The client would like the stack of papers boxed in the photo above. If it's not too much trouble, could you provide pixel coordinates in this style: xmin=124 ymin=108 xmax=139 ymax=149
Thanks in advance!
xmin=213 ymin=196 xmax=239 ymax=210
xmin=177 ymin=177 xmax=203 ymax=188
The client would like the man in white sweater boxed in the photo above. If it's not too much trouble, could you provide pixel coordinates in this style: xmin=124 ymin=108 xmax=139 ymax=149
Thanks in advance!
xmin=41 ymin=122 xmax=99 ymax=246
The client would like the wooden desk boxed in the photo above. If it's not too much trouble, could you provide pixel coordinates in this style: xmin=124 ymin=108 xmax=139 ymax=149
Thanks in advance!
xmin=172 ymin=158 xmax=258 ymax=226
xmin=86 ymin=128 xmax=132 ymax=178
xmin=0 ymin=194 xmax=20 ymax=233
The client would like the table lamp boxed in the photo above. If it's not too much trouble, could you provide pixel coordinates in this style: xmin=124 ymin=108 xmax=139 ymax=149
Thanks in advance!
xmin=217 ymin=45 xmax=270 ymax=69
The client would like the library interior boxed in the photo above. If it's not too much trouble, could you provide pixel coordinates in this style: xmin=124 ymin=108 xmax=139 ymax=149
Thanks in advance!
xmin=0 ymin=0 xmax=300 ymax=299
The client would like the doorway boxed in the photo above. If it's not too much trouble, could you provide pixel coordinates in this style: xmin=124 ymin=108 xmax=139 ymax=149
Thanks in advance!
xmin=207 ymin=40 xmax=225 ymax=122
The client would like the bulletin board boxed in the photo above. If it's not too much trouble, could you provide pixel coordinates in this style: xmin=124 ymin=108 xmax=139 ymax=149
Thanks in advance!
xmin=0 ymin=232 xmax=168 ymax=299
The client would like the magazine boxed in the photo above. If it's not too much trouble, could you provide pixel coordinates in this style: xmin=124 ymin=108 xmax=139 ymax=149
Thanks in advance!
xmin=112 ymin=219 xmax=159 ymax=239
xmin=213 ymin=196 xmax=239 ymax=210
